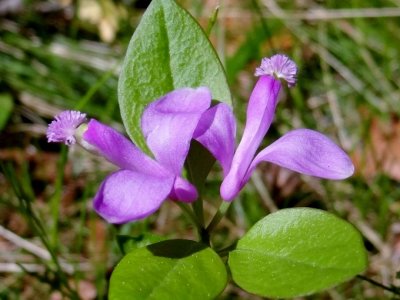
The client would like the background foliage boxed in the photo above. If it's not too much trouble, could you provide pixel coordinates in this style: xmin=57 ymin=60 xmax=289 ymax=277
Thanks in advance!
xmin=1 ymin=0 xmax=400 ymax=299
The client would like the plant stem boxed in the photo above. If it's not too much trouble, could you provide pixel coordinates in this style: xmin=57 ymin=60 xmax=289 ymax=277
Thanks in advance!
xmin=175 ymin=202 xmax=211 ymax=244
xmin=217 ymin=241 xmax=238 ymax=258
xmin=206 ymin=201 xmax=231 ymax=233
xmin=251 ymin=0 xmax=275 ymax=51
xmin=357 ymin=275 xmax=400 ymax=296
xmin=175 ymin=202 xmax=202 ymax=230
xmin=192 ymin=198 xmax=204 ymax=228
xmin=1 ymin=162 xmax=79 ymax=299
xmin=50 ymin=145 xmax=68 ymax=250
xmin=75 ymin=66 xmax=116 ymax=111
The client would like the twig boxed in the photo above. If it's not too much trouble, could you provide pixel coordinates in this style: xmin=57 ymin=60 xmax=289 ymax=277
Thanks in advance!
xmin=49 ymin=42 xmax=119 ymax=73
xmin=261 ymin=0 xmax=387 ymax=113
xmin=251 ymin=170 xmax=278 ymax=213
xmin=220 ymin=7 xmax=400 ymax=20
xmin=0 ymin=262 xmax=45 ymax=273
xmin=339 ymin=201 xmax=386 ymax=252
xmin=0 ymin=262 xmax=91 ymax=273
xmin=0 ymin=224 xmax=51 ymax=261
xmin=357 ymin=275 xmax=400 ymax=296
xmin=318 ymin=24 xmax=352 ymax=150
xmin=0 ymin=225 xmax=77 ymax=274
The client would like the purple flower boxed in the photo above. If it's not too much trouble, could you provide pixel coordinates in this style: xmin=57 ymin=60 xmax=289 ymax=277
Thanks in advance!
xmin=193 ymin=54 xmax=354 ymax=201
xmin=47 ymin=54 xmax=354 ymax=222
xmin=47 ymin=88 xmax=212 ymax=223
xmin=255 ymin=54 xmax=297 ymax=87
xmin=47 ymin=111 xmax=87 ymax=145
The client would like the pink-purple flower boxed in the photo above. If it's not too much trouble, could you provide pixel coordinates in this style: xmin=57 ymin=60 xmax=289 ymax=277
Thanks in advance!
xmin=47 ymin=54 xmax=354 ymax=223
xmin=47 ymin=111 xmax=87 ymax=145
xmin=47 ymin=88 xmax=213 ymax=223
xmin=255 ymin=54 xmax=297 ymax=87
xmin=194 ymin=54 xmax=354 ymax=201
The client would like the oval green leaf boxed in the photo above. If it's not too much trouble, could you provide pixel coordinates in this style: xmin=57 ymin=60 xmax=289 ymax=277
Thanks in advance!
xmin=228 ymin=208 xmax=367 ymax=298
xmin=118 ymin=0 xmax=231 ymax=150
xmin=116 ymin=233 xmax=166 ymax=255
xmin=109 ymin=239 xmax=227 ymax=300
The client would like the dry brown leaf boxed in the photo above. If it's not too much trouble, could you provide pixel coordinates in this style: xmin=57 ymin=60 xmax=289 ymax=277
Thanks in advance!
xmin=353 ymin=116 xmax=400 ymax=181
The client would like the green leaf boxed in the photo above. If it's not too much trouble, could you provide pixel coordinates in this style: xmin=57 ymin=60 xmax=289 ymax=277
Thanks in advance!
xmin=118 ymin=0 xmax=231 ymax=151
xmin=109 ymin=239 xmax=227 ymax=300
xmin=228 ymin=208 xmax=367 ymax=298
xmin=116 ymin=233 xmax=165 ymax=255
xmin=0 ymin=94 xmax=14 ymax=131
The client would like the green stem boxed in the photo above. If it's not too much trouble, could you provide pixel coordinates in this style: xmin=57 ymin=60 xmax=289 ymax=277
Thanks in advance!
xmin=175 ymin=202 xmax=202 ymax=230
xmin=175 ymin=201 xmax=211 ymax=245
xmin=75 ymin=66 xmax=116 ymax=110
xmin=192 ymin=198 xmax=204 ymax=228
xmin=50 ymin=145 xmax=68 ymax=250
xmin=217 ymin=241 xmax=238 ymax=258
xmin=2 ymin=163 xmax=78 ymax=298
xmin=357 ymin=275 xmax=400 ymax=296
xmin=251 ymin=0 xmax=275 ymax=52
xmin=206 ymin=201 xmax=231 ymax=233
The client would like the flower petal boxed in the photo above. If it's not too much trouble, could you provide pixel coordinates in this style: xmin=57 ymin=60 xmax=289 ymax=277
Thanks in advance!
xmin=220 ymin=76 xmax=281 ymax=201
xmin=255 ymin=54 xmax=298 ymax=87
xmin=47 ymin=110 xmax=87 ymax=145
xmin=83 ymin=119 xmax=168 ymax=176
xmin=93 ymin=170 xmax=174 ymax=224
xmin=141 ymin=87 xmax=212 ymax=175
xmin=169 ymin=177 xmax=198 ymax=203
xmin=246 ymin=129 xmax=354 ymax=181
xmin=193 ymin=103 xmax=236 ymax=176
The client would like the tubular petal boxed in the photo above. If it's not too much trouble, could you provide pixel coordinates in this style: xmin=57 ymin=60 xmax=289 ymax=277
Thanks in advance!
xmin=220 ymin=76 xmax=281 ymax=201
xmin=220 ymin=172 xmax=244 ymax=202
xmin=83 ymin=119 xmax=168 ymax=176
xmin=193 ymin=103 xmax=236 ymax=176
xmin=93 ymin=170 xmax=174 ymax=224
xmin=141 ymin=87 xmax=212 ymax=175
xmin=246 ymin=129 xmax=355 ymax=182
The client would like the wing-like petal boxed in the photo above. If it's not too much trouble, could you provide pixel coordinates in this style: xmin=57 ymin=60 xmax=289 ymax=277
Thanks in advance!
xmin=246 ymin=129 xmax=354 ymax=182
xmin=141 ymin=87 xmax=212 ymax=175
xmin=93 ymin=170 xmax=174 ymax=224
xmin=193 ymin=103 xmax=236 ymax=176
xmin=220 ymin=76 xmax=281 ymax=201
xmin=83 ymin=119 xmax=168 ymax=176
xmin=169 ymin=176 xmax=198 ymax=203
